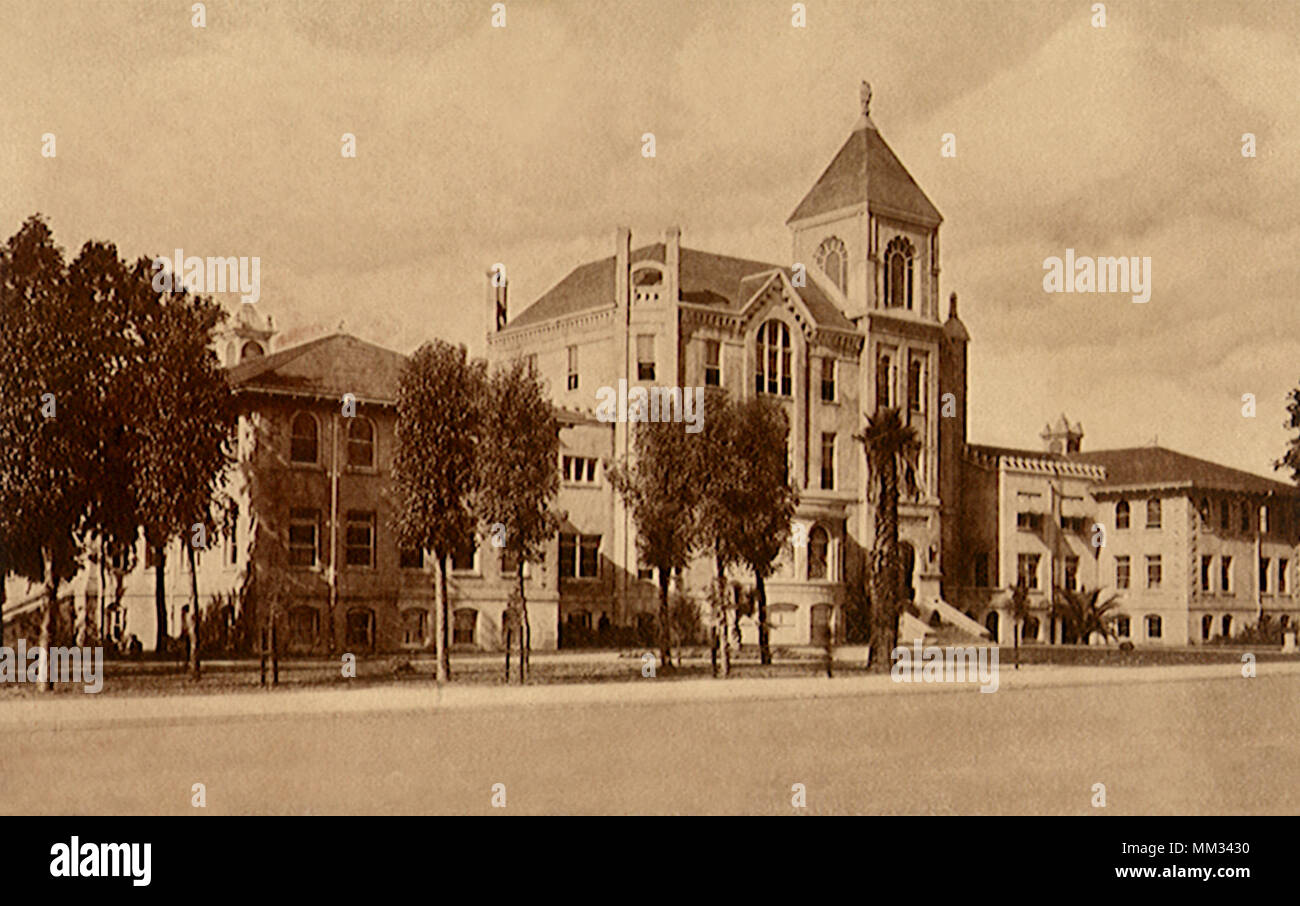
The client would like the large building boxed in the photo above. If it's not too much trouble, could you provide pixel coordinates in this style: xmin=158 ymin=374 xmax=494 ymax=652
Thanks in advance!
xmin=5 ymin=83 xmax=1297 ymax=653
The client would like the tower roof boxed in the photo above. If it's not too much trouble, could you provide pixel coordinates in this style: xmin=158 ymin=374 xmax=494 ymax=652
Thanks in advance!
xmin=787 ymin=86 xmax=942 ymax=227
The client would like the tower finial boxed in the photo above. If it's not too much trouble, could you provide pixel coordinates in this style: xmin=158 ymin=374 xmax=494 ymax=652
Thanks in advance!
xmin=948 ymin=291 xmax=958 ymax=319
xmin=860 ymin=80 xmax=872 ymax=116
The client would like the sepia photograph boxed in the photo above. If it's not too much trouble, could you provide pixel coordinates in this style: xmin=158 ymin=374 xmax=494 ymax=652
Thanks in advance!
xmin=1 ymin=0 xmax=1296 ymax=884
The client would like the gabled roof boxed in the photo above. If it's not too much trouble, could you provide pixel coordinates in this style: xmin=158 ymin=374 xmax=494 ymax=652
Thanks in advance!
xmin=788 ymin=117 xmax=942 ymax=227
xmin=1068 ymin=446 xmax=1299 ymax=497
xmin=226 ymin=333 xmax=408 ymax=404
xmin=505 ymin=244 xmax=855 ymax=332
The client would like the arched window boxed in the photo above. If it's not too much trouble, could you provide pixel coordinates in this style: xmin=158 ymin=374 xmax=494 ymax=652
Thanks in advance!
xmin=290 ymin=412 xmax=318 ymax=464
xmin=883 ymin=237 xmax=915 ymax=310
xmin=241 ymin=340 xmax=264 ymax=360
xmin=346 ymin=608 xmax=375 ymax=650
xmin=1201 ymin=614 xmax=1213 ymax=640
xmin=807 ymin=525 xmax=829 ymax=580
xmin=815 ymin=236 xmax=848 ymax=294
xmin=1115 ymin=500 xmax=1130 ymax=530
xmin=1221 ymin=614 xmax=1232 ymax=638
xmin=1023 ymin=615 xmax=1040 ymax=642
xmin=347 ymin=417 xmax=375 ymax=468
xmin=1146 ymin=498 xmax=1161 ymax=529
xmin=755 ymin=320 xmax=792 ymax=397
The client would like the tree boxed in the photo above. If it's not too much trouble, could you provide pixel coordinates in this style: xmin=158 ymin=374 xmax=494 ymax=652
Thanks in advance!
xmin=1053 ymin=586 xmax=1121 ymax=645
xmin=725 ymin=397 xmax=798 ymax=667
xmin=693 ymin=389 xmax=741 ymax=676
xmin=1276 ymin=385 xmax=1300 ymax=483
xmin=476 ymin=359 xmax=560 ymax=684
xmin=393 ymin=341 xmax=485 ymax=683
xmin=1007 ymin=581 xmax=1031 ymax=670
xmin=0 ymin=217 xmax=122 ymax=688
xmin=856 ymin=407 xmax=920 ymax=671
xmin=609 ymin=418 xmax=704 ymax=670
xmin=116 ymin=256 xmax=237 ymax=677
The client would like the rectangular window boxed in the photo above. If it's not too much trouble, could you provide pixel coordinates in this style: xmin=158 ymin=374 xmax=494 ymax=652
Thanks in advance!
xmin=1201 ymin=555 xmax=1212 ymax=592
xmin=1116 ymin=555 xmax=1131 ymax=590
xmin=907 ymin=352 xmax=926 ymax=413
xmin=579 ymin=535 xmax=600 ymax=578
xmin=345 ymin=510 xmax=376 ymax=567
xmin=1064 ymin=556 xmax=1079 ymax=591
xmin=1146 ymin=499 xmax=1162 ymax=529
xmin=1017 ymin=553 xmax=1040 ymax=590
xmin=1280 ymin=559 xmax=1289 ymax=594
xmin=1146 ymin=555 xmax=1162 ymax=589
xmin=400 ymin=547 xmax=424 ymax=569
xmin=636 ymin=334 xmax=655 ymax=381
xmin=705 ymin=340 xmax=721 ymax=387
xmin=1221 ymin=556 xmax=1233 ymax=593
xmin=1146 ymin=615 xmax=1162 ymax=639
xmin=1115 ymin=616 xmax=1131 ymax=638
xmin=820 ymin=433 xmax=835 ymax=490
xmin=1260 ymin=557 xmax=1271 ymax=594
xmin=566 ymin=345 xmax=578 ymax=391
xmin=562 ymin=455 xmax=599 ymax=484
xmin=525 ymin=353 xmax=538 ymax=375
xmin=560 ymin=533 xmax=576 ymax=578
xmin=289 ymin=508 xmax=319 ymax=568
xmin=402 ymin=609 xmax=428 ymax=646
xmin=450 ymin=538 xmax=477 ymax=573
xmin=1016 ymin=512 xmax=1043 ymax=532
xmin=820 ymin=357 xmax=835 ymax=403
xmin=875 ymin=348 xmax=895 ymax=411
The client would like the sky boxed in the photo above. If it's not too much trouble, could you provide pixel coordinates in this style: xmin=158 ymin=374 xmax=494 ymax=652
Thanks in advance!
xmin=2 ymin=0 xmax=1298 ymax=479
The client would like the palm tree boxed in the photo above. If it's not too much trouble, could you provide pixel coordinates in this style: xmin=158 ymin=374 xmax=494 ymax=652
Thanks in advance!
xmin=855 ymin=407 xmax=920 ymax=670
xmin=1053 ymin=586 xmax=1121 ymax=645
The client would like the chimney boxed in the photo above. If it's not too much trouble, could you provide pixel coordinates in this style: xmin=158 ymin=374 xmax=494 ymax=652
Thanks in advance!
xmin=485 ymin=267 xmax=508 ymax=334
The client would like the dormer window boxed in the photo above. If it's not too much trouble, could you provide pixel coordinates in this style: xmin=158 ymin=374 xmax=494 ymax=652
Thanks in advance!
xmin=815 ymin=237 xmax=848 ymax=295
xmin=883 ymin=236 xmax=915 ymax=310
xmin=755 ymin=320 xmax=792 ymax=397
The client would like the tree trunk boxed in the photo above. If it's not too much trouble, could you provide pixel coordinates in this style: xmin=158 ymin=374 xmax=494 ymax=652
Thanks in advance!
xmin=517 ymin=562 xmax=528 ymax=685
xmin=154 ymin=544 xmax=167 ymax=654
xmin=715 ymin=556 xmax=729 ymax=678
xmin=869 ymin=459 xmax=900 ymax=671
xmin=433 ymin=552 xmax=449 ymax=683
xmin=755 ymin=572 xmax=771 ymax=666
xmin=658 ymin=569 xmax=672 ymax=669
xmin=1014 ymin=621 xmax=1020 ymax=670
xmin=39 ymin=547 xmax=58 ymax=692
xmin=187 ymin=541 xmax=201 ymax=681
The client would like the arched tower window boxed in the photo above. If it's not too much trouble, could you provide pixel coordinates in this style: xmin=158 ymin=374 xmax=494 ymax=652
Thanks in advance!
xmin=755 ymin=320 xmax=792 ymax=397
xmin=241 ymin=340 xmax=265 ymax=360
xmin=807 ymin=525 xmax=829 ymax=580
xmin=815 ymin=237 xmax=848 ymax=294
xmin=883 ymin=236 xmax=915 ymax=310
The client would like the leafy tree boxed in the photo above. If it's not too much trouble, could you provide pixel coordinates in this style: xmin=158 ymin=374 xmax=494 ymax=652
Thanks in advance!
xmin=725 ymin=397 xmax=798 ymax=666
xmin=393 ymin=341 xmax=485 ymax=683
xmin=1007 ymin=581 xmax=1031 ymax=670
xmin=856 ymin=407 xmax=920 ymax=671
xmin=1276 ymin=385 xmax=1300 ymax=483
xmin=0 ymin=217 xmax=121 ymax=688
xmin=123 ymin=260 xmax=237 ymax=678
xmin=609 ymin=419 xmax=703 ymax=670
xmin=693 ymin=389 xmax=741 ymax=676
xmin=476 ymin=360 xmax=560 ymax=684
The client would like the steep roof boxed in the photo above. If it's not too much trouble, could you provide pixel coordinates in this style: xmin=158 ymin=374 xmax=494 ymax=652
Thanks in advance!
xmin=787 ymin=117 xmax=942 ymax=227
xmin=506 ymin=244 xmax=855 ymax=332
xmin=226 ymin=333 xmax=408 ymax=404
xmin=1068 ymin=446 xmax=1299 ymax=497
